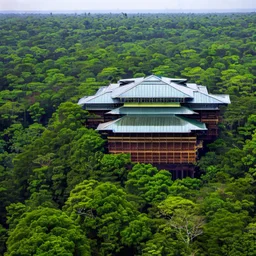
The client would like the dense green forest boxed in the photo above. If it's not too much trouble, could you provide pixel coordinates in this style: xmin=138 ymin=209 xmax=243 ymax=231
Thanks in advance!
xmin=0 ymin=12 xmax=256 ymax=255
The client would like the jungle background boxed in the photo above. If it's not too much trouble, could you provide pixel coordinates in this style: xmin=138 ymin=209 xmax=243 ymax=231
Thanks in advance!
xmin=0 ymin=13 xmax=256 ymax=255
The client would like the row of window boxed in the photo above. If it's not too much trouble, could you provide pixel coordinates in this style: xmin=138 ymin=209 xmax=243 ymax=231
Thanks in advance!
xmin=109 ymin=144 xmax=195 ymax=150
xmin=121 ymin=98 xmax=185 ymax=103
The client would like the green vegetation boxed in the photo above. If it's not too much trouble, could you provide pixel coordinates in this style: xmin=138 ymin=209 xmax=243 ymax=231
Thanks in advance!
xmin=1 ymin=12 xmax=256 ymax=255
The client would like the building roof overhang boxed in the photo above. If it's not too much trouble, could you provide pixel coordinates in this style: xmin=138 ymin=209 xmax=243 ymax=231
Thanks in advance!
xmin=97 ymin=115 xmax=207 ymax=133
xmin=78 ymin=75 xmax=231 ymax=106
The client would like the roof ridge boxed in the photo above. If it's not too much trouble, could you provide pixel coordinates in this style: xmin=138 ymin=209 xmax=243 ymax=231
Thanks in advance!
xmin=194 ymin=90 xmax=229 ymax=104
xmin=84 ymin=91 xmax=111 ymax=103
xmin=165 ymin=81 xmax=193 ymax=98
xmin=117 ymin=76 xmax=193 ymax=98
xmin=118 ymin=75 xmax=162 ymax=96
xmin=178 ymin=115 xmax=207 ymax=129
xmin=143 ymin=74 xmax=162 ymax=81
xmin=96 ymin=118 xmax=122 ymax=130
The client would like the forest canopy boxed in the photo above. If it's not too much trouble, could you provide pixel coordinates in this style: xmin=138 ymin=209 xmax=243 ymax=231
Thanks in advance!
xmin=0 ymin=12 xmax=256 ymax=255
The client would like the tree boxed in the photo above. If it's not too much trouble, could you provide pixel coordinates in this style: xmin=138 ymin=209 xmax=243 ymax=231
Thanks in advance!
xmin=181 ymin=66 xmax=204 ymax=83
xmin=125 ymin=163 xmax=173 ymax=204
xmin=90 ymin=153 xmax=131 ymax=186
xmin=169 ymin=177 xmax=203 ymax=199
xmin=3 ymin=123 xmax=45 ymax=153
xmin=201 ymin=209 xmax=249 ymax=256
xmin=158 ymin=196 xmax=204 ymax=254
xmin=158 ymin=196 xmax=195 ymax=216
xmin=239 ymin=114 xmax=256 ymax=140
xmin=141 ymin=232 xmax=184 ymax=256
xmin=0 ymin=224 xmax=7 ymax=255
xmin=11 ymin=102 xmax=104 ymax=205
xmin=242 ymin=129 xmax=256 ymax=176
xmin=6 ymin=207 xmax=90 ymax=256
xmin=28 ymin=102 xmax=45 ymax=123
xmin=169 ymin=208 xmax=204 ymax=246
xmin=97 ymin=67 xmax=124 ymax=82
xmin=64 ymin=180 xmax=139 ymax=255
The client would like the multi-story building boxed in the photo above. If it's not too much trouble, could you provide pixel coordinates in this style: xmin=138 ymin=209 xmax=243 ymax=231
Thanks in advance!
xmin=78 ymin=75 xmax=230 ymax=178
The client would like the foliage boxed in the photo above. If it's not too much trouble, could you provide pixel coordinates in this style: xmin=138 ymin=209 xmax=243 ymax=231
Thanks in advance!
xmin=125 ymin=163 xmax=173 ymax=204
xmin=64 ymin=180 xmax=142 ymax=255
xmin=6 ymin=207 xmax=90 ymax=256
xmin=1 ymin=12 xmax=256 ymax=255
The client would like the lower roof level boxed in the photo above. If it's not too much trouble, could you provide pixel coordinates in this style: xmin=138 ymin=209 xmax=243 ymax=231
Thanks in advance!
xmin=97 ymin=115 xmax=207 ymax=134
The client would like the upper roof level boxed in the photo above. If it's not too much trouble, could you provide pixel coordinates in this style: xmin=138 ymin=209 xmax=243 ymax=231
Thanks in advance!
xmin=78 ymin=75 xmax=230 ymax=106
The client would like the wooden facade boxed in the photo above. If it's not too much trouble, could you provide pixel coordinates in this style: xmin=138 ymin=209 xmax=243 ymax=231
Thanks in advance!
xmin=107 ymin=133 xmax=201 ymax=164
xmin=183 ymin=110 xmax=221 ymax=140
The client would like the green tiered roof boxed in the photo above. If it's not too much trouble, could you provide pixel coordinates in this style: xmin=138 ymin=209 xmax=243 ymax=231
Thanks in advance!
xmin=97 ymin=115 xmax=207 ymax=133
xmin=78 ymin=75 xmax=230 ymax=107
xmin=78 ymin=75 xmax=230 ymax=134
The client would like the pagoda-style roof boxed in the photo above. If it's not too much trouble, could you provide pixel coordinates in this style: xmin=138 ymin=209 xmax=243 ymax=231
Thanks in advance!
xmin=78 ymin=75 xmax=231 ymax=173
xmin=107 ymin=106 xmax=197 ymax=115
xmin=78 ymin=75 xmax=230 ymax=107
xmin=97 ymin=115 xmax=207 ymax=133
xmin=112 ymin=75 xmax=193 ymax=99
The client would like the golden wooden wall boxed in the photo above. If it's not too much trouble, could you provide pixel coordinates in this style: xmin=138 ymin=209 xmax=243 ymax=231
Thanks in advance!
xmin=107 ymin=134 xmax=201 ymax=164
